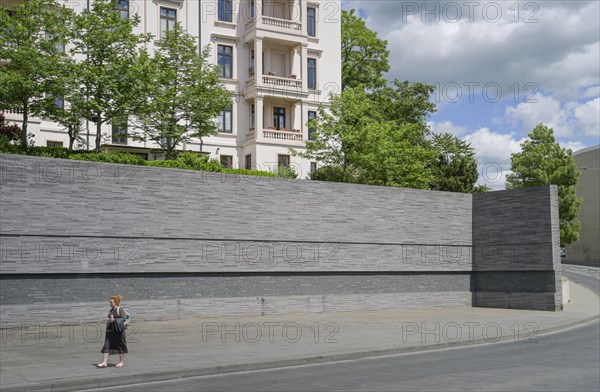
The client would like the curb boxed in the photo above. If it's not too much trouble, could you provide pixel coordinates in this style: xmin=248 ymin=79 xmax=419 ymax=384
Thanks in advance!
xmin=3 ymin=313 xmax=599 ymax=392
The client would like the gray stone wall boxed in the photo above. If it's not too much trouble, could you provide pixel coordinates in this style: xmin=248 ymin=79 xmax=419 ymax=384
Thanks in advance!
xmin=0 ymin=154 xmax=561 ymax=322
xmin=472 ymin=186 xmax=562 ymax=310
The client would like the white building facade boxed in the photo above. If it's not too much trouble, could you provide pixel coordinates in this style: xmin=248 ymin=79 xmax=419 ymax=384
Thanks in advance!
xmin=3 ymin=0 xmax=342 ymax=178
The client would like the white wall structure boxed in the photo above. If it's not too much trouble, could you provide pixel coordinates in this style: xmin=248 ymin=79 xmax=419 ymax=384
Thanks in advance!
xmin=2 ymin=0 xmax=342 ymax=179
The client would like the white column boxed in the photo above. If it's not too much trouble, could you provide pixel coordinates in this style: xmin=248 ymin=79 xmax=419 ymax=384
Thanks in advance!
xmin=291 ymin=46 xmax=300 ymax=77
xmin=292 ymin=103 xmax=302 ymax=131
xmin=255 ymin=97 xmax=264 ymax=141
xmin=299 ymin=0 xmax=306 ymax=36
xmin=301 ymin=44 xmax=308 ymax=91
xmin=255 ymin=38 xmax=263 ymax=85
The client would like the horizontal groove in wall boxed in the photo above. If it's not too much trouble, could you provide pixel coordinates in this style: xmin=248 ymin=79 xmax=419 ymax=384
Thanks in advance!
xmin=0 ymin=271 xmax=478 ymax=279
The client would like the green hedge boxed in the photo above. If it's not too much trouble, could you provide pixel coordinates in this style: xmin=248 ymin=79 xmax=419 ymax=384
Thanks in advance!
xmin=0 ymin=144 xmax=293 ymax=178
xmin=146 ymin=152 xmax=222 ymax=172
xmin=222 ymin=168 xmax=276 ymax=177
xmin=69 ymin=152 xmax=147 ymax=165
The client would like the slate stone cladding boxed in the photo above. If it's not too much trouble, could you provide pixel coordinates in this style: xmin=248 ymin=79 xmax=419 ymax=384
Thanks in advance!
xmin=0 ymin=154 xmax=562 ymax=322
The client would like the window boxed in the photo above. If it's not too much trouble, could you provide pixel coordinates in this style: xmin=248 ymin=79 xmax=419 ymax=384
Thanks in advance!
xmin=116 ymin=0 xmax=129 ymax=19
xmin=249 ymin=50 xmax=255 ymax=75
xmin=250 ymin=0 xmax=255 ymax=18
xmin=245 ymin=154 xmax=252 ymax=170
xmin=220 ymin=155 xmax=233 ymax=168
xmin=218 ymin=0 xmax=233 ymax=22
xmin=160 ymin=8 xmax=176 ymax=38
xmin=278 ymin=154 xmax=290 ymax=168
xmin=307 ymin=7 xmax=316 ymax=37
xmin=46 ymin=141 xmax=63 ymax=147
xmin=218 ymin=45 xmax=233 ymax=78
xmin=307 ymin=58 xmax=317 ymax=89
xmin=250 ymin=104 xmax=255 ymax=129
xmin=218 ymin=106 xmax=233 ymax=133
xmin=310 ymin=162 xmax=317 ymax=173
xmin=45 ymin=30 xmax=65 ymax=53
xmin=45 ymin=93 xmax=64 ymax=109
xmin=273 ymin=107 xmax=286 ymax=130
xmin=308 ymin=110 xmax=317 ymax=140
xmin=112 ymin=118 xmax=128 ymax=145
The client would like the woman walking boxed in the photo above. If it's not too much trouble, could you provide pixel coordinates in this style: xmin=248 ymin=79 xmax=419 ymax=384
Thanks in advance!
xmin=97 ymin=295 xmax=128 ymax=368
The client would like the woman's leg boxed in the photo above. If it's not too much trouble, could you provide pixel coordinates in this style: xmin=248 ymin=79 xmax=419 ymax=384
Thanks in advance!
xmin=117 ymin=353 xmax=125 ymax=366
xmin=98 ymin=352 xmax=109 ymax=367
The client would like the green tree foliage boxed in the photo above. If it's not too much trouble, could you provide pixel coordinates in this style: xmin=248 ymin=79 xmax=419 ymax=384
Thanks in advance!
xmin=359 ymin=122 xmax=435 ymax=188
xmin=67 ymin=0 xmax=150 ymax=152
xmin=133 ymin=24 xmax=231 ymax=159
xmin=506 ymin=124 xmax=582 ymax=246
xmin=0 ymin=0 xmax=72 ymax=148
xmin=41 ymin=60 xmax=86 ymax=150
xmin=341 ymin=9 xmax=389 ymax=91
xmin=295 ymin=88 xmax=434 ymax=189
xmin=375 ymin=80 xmax=436 ymax=128
xmin=293 ymin=88 xmax=380 ymax=183
xmin=429 ymin=133 xmax=481 ymax=193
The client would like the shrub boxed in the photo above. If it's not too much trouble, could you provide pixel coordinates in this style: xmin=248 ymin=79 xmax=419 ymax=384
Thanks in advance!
xmin=222 ymin=168 xmax=276 ymax=177
xmin=28 ymin=146 xmax=73 ymax=159
xmin=275 ymin=166 xmax=298 ymax=179
xmin=146 ymin=152 xmax=222 ymax=172
xmin=69 ymin=152 xmax=146 ymax=165
xmin=0 ymin=137 xmax=23 ymax=154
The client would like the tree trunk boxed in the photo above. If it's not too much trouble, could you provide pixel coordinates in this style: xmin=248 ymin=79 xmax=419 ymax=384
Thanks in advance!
xmin=68 ymin=125 xmax=75 ymax=150
xmin=95 ymin=115 xmax=102 ymax=153
xmin=21 ymin=100 xmax=28 ymax=149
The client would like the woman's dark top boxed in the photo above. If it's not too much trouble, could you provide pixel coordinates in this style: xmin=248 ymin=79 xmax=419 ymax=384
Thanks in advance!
xmin=101 ymin=307 xmax=128 ymax=354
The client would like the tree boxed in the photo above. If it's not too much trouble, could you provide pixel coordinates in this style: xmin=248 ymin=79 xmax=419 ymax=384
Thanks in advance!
xmin=0 ymin=0 xmax=71 ymax=148
xmin=292 ymin=88 xmax=381 ymax=183
xmin=506 ymin=124 xmax=582 ymax=246
xmin=341 ymin=9 xmax=389 ymax=91
xmin=375 ymin=80 xmax=436 ymax=128
xmin=39 ymin=55 xmax=87 ymax=150
xmin=359 ymin=122 xmax=436 ymax=189
xmin=68 ymin=0 xmax=150 ymax=152
xmin=294 ymin=88 xmax=435 ymax=189
xmin=133 ymin=24 xmax=231 ymax=159
xmin=429 ymin=133 xmax=480 ymax=193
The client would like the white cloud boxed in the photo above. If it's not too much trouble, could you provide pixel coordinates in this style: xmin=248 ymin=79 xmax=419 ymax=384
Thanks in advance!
xmin=560 ymin=140 xmax=588 ymax=154
xmin=343 ymin=1 xmax=600 ymax=102
xmin=427 ymin=120 xmax=468 ymax=137
xmin=463 ymin=127 xmax=525 ymax=190
xmin=505 ymin=95 xmax=599 ymax=138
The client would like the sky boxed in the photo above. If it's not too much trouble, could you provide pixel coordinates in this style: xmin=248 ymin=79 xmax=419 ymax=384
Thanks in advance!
xmin=341 ymin=0 xmax=600 ymax=189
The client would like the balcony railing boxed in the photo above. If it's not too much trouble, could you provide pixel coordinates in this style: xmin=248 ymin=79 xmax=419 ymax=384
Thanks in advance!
xmin=262 ymin=16 xmax=302 ymax=31
xmin=263 ymin=128 xmax=303 ymax=142
xmin=262 ymin=75 xmax=302 ymax=89
xmin=246 ymin=129 xmax=256 ymax=141
xmin=2 ymin=108 xmax=24 ymax=115
xmin=245 ymin=15 xmax=302 ymax=33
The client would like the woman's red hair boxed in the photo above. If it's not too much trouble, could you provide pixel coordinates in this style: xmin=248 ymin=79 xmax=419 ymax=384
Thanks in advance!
xmin=111 ymin=295 xmax=123 ymax=306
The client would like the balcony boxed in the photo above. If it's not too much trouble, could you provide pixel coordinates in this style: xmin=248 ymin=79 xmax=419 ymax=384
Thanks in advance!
xmin=246 ymin=128 xmax=304 ymax=144
xmin=245 ymin=74 xmax=304 ymax=99
xmin=262 ymin=74 xmax=302 ymax=89
xmin=246 ymin=15 xmax=303 ymax=41
xmin=263 ymin=128 xmax=303 ymax=142
xmin=246 ymin=15 xmax=302 ymax=33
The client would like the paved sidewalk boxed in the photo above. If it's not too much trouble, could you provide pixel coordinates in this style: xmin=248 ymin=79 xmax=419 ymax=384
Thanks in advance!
xmin=1 ymin=281 xmax=598 ymax=392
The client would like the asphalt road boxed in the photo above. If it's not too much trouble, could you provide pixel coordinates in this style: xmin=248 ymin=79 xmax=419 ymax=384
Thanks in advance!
xmin=87 ymin=267 xmax=600 ymax=392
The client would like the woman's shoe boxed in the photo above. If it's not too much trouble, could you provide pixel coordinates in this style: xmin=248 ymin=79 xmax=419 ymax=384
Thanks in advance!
xmin=96 ymin=364 xmax=108 ymax=368
xmin=115 ymin=363 xmax=125 ymax=368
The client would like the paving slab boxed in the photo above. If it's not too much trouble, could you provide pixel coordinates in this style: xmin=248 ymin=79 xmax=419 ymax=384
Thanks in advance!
xmin=1 ymin=280 xmax=598 ymax=392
